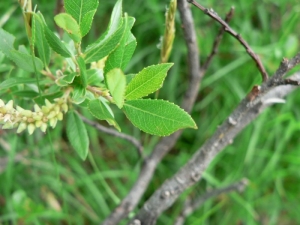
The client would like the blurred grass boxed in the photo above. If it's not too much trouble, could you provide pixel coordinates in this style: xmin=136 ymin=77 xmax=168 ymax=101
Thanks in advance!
xmin=1 ymin=0 xmax=300 ymax=224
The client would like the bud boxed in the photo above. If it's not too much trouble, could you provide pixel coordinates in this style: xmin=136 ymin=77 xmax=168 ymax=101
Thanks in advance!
xmin=17 ymin=122 xmax=27 ymax=133
xmin=49 ymin=118 xmax=57 ymax=128
xmin=2 ymin=123 xmax=14 ymax=129
xmin=45 ymin=99 xmax=53 ymax=108
xmin=5 ymin=100 xmax=14 ymax=111
xmin=57 ymin=112 xmax=63 ymax=121
xmin=47 ymin=111 xmax=56 ymax=119
xmin=40 ymin=123 xmax=47 ymax=132
xmin=35 ymin=120 xmax=43 ymax=128
xmin=0 ymin=99 xmax=4 ymax=107
xmin=34 ymin=104 xmax=41 ymax=112
xmin=61 ymin=103 xmax=68 ymax=113
xmin=21 ymin=110 xmax=33 ymax=117
xmin=54 ymin=105 xmax=60 ymax=114
xmin=42 ymin=106 xmax=50 ymax=114
xmin=27 ymin=123 xmax=36 ymax=135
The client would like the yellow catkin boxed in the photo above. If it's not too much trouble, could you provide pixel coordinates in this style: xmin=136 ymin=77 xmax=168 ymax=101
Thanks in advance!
xmin=160 ymin=0 xmax=177 ymax=63
xmin=0 ymin=97 xmax=68 ymax=135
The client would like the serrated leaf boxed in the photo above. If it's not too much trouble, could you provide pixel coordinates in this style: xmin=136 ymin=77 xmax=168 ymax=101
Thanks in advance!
xmin=84 ymin=0 xmax=124 ymax=63
xmin=105 ymin=68 xmax=126 ymax=108
xmin=77 ymin=56 xmax=87 ymax=87
xmin=0 ymin=28 xmax=43 ymax=72
xmin=44 ymin=26 xmax=72 ymax=57
xmin=66 ymin=111 xmax=89 ymax=160
xmin=71 ymin=84 xmax=86 ymax=104
xmin=88 ymin=98 xmax=121 ymax=131
xmin=123 ymin=99 xmax=197 ymax=136
xmin=64 ymin=0 xmax=99 ymax=37
xmin=32 ymin=13 xmax=51 ymax=67
xmin=56 ymin=72 xmax=76 ymax=86
xmin=104 ymin=16 xmax=137 ymax=73
xmin=87 ymin=68 xmax=104 ymax=85
xmin=54 ymin=13 xmax=81 ymax=42
xmin=88 ymin=98 xmax=114 ymax=120
xmin=0 ymin=77 xmax=37 ymax=89
xmin=80 ymin=9 xmax=97 ymax=36
xmin=10 ymin=50 xmax=44 ymax=72
xmin=84 ymin=19 xmax=126 ymax=63
xmin=12 ymin=90 xmax=39 ymax=98
xmin=125 ymin=63 xmax=173 ymax=100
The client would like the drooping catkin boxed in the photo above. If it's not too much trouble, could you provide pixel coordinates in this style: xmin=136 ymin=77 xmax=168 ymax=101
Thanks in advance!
xmin=160 ymin=0 xmax=177 ymax=63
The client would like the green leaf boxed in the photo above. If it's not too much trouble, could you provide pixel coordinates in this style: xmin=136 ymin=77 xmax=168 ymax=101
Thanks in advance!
xmin=104 ymin=16 xmax=137 ymax=73
xmin=12 ymin=90 xmax=39 ymax=98
xmin=33 ymin=91 xmax=64 ymax=105
xmin=83 ymin=0 xmax=124 ymax=63
xmin=44 ymin=26 xmax=72 ymax=57
xmin=77 ymin=56 xmax=87 ymax=87
xmin=64 ymin=0 xmax=99 ymax=37
xmin=56 ymin=72 xmax=76 ymax=86
xmin=125 ymin=63 xmax=173 ymax=100
xmin=71 ymin=84 xmax=86 ymax=104
xmin=105 ymin=68 xmax=126 ymax=108
xmin=0 ymin=28 xmax=43 ymax=72
xmin=87 ymin=68 xmax=104 ymax=85
xmin=88 ymin=98 xmax=120 ymax=131
xmin=32 ymin=13 xmax=51 ymax=67
xmin=84 ymin=19 xmax=126 ymax=63
xmin=10 ymin=50 xmax=44 ymax=72
xmin=123 ymin=99 xmax=197 ymax=136
xmin=66 ymin=111 xmax=89 ymax=160
xmin=54 ymin=13 xmax=81 ymax=42
xmin=0 ymin=77 xmax=37 ymax=89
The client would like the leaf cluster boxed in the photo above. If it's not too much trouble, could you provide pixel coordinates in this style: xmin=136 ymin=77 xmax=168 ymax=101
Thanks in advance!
xmin=0 ymin=0 xmax=197 ymax=160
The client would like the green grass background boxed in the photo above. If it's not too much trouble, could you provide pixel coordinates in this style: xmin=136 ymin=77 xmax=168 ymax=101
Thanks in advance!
xmin=1 ymin=0 xmax=300 ymax=224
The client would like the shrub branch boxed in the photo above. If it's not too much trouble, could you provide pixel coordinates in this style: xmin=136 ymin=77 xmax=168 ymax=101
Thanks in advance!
xmin=188 ymin=0 xmax=269 ymax=82
xmin=174 ymin=178 xmax=249 ymax=225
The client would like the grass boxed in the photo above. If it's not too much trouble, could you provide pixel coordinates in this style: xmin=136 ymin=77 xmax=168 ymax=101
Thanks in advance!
xmin=1 ymin=0 xmax=300 ymax=224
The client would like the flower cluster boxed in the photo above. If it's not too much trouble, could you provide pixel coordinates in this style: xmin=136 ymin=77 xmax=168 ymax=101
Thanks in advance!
xmin=0 ymin=98 xmax=68 ymax=135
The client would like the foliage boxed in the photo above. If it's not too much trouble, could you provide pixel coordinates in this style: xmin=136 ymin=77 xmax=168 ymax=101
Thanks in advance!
xmin=0 ymin=0 xmax=196 ymax=160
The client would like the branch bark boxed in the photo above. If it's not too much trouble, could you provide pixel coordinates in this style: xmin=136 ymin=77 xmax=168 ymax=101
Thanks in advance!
xmin=174 ymin=178 xmax=248 ymax=225
xmin=79 ymin=114 xmax=144 ymax=157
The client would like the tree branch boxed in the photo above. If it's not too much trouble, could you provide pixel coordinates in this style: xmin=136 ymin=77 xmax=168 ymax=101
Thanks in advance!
xmin=174 ymin=179 xmax=248 ymax=225
xmin=201 ymin=7 xmax=234 ymax=75
xmin=188 ymin=0 xmax=268 ymax=82
xmin=129 ymin=54 xmax=300 ymax=224
xmin=101 ymin=0 xmax=202 ymax=224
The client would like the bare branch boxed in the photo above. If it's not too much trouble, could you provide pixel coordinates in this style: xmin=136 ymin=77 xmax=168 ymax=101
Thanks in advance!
xmin=201 ymin=7 xmax=235 ymax=75
xmin=101 ymin=0 xmax=202 ymax=224
xmin=188 ymin=0 xmax=268 ymax=82
xmin=174 ymin=179 xmax=248 ymax=225
xmin=129 ymin=55 xmax=300 ymax=224
xmin=79 ymin=114 xmax=144 ymax=157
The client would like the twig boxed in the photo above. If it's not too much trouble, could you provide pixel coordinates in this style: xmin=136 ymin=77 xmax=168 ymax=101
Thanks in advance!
xmin=201 ymin=7 xmax=235 ymax=75
xmin=174 ymin=179 xmax=248 ymax=225
xmin=79 ymin=114 xmax=144 ymax=157
xmin=129 ymin=54 xmax=300 ymax=224
xmin=101 ymin=0 xmax=202 ymax=224
xmin=188 ymin=0 xmax=268 ymax=82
